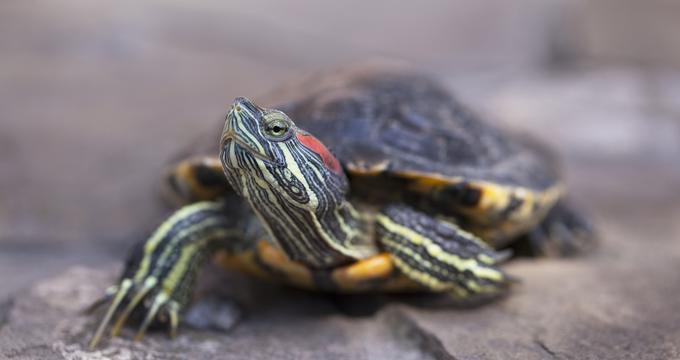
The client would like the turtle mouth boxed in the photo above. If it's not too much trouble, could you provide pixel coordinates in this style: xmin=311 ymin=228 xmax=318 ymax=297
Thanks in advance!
xmin=221 ymin=135 xmax=277 ymax=165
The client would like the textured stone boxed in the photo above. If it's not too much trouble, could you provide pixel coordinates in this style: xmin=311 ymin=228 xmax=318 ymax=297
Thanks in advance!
xmin=2 ymin=161 xmax=680 ymax=359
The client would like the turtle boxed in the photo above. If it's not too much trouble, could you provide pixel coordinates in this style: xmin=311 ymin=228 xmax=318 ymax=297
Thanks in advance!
xmin=87 ymin=66 xmax=594 ymax=349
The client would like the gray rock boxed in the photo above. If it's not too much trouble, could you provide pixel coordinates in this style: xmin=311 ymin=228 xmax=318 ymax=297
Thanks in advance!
xmin=2 ymin=167 xmax=680 ymax=359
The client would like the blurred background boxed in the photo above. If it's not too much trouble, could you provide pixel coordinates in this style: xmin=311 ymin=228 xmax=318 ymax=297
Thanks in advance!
xmin=1 ymin=1 xmax=680 ymax=352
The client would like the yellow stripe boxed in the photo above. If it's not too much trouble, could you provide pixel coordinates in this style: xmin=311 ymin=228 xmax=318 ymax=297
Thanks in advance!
xmin=160 ymin=229 xmax=233 ymax=293
xmin=391 ymin=256 xmax=450 ymax=291
xmin=387 ymin=242 xmax=497 ymax=295
xmin=376 ymin=214 xmax=504 ymax=282
xmin=400 ymin=169 xmax=564 ymax=241
xmin=134 ymin=202 xmax=227 ymax=282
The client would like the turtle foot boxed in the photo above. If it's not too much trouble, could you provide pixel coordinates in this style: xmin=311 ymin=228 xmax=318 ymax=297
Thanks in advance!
xmin=86 ymin=276 xmax=184 ymax=349
xmin=517 ymin=201 xmax=597 ymax=257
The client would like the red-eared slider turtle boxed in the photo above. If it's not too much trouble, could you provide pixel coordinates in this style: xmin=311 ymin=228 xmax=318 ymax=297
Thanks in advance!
xmin=88 ymin=67 xmax=594 ymax=348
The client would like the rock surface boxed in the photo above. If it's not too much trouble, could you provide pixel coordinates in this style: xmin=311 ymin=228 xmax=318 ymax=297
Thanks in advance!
xmin=2 ymin=154 xmax=680 ymax=359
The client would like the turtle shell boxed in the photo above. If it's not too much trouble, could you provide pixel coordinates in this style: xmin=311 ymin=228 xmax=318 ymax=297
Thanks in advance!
xmin=274 ymin=68 xmax=561 ymax=194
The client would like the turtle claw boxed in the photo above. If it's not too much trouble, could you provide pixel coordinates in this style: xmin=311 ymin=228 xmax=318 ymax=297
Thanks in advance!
xmin=167 ymin=302 xmax=180 ymax=339
xmin=109 ymin=277 xmax=158 ymax=338
xmin=86 ymin=276 xmax=179 ymax=349
xmin=88 ymin=279 xmax=134 ymax=349
xmin=133 ymin=292 xmax=170 ymax=341
xmin=83 ymin=285 xmax=120 ymax=315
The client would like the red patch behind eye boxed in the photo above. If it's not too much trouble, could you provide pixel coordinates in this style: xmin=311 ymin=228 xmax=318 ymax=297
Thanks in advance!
xmin=296 ymin=131 xmax=343 ymax=175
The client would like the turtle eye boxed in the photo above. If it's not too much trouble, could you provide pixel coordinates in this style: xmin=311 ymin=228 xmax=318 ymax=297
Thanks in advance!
xmin=263 ymin=114 xmax=292 ymax=140
xmin=264 ymin=120 xmax=289 ymax=137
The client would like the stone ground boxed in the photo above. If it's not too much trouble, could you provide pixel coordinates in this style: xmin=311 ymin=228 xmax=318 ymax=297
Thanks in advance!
xmin=2 ymin=70 xmax=680 ymax=359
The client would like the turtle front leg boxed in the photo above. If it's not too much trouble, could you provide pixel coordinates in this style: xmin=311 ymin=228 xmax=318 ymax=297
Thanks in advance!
xmin=87 ymin=200 xmax=248 ymax=349
xmin=375 ymin=204 xmax=512 ymax=300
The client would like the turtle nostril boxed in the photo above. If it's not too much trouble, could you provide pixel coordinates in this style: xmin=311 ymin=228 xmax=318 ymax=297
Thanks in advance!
xmin=233 ymin=97 xmax=249 ymax=108
xmin=232 ymin=97 xmax=261 ymax=115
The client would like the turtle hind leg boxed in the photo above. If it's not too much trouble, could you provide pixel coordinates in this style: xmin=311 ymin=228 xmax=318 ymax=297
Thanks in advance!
xmin=163 ymin=157 xmax=231 ymax=206
xmin=376 ymin=204 xmax=512 ymax=301
xmin=512 ymin=201 xmax=596 ymax=257
xmin=87 ymin=200 xmax=248 ymax=349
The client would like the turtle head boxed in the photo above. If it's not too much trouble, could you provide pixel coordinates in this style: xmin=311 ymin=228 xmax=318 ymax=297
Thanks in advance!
xmin=220 ymin=97 xmax=347 ymax=193
xmin=220 ymin=97 xmax=347 ymax=205
xmin=220 ymin=97 xmax=358 ymax=266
